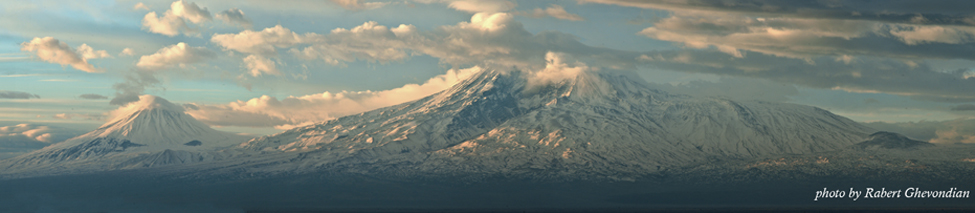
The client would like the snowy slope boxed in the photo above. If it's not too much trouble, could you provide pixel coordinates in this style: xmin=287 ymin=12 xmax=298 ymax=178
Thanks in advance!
xmin=0 ymin=95 xmax=251 ymax=176
xmin=232 ymin=69 xmax=873 ymax=179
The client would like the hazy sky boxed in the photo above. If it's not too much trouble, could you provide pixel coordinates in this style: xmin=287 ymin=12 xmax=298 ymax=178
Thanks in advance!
xmin=2 ymin=0 xmax=975 ymax=147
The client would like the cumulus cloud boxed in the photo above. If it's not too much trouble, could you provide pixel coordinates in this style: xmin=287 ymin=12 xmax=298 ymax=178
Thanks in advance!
xmin=0 ymin=123 xmax=85 ymax=159
xmin=134 ymin=2 xmax=149 ymax=10
xmin=243 ymin=55 xmax=280 ymax=77
xmin=0 ymin=90 xmax=40 ymax=99
xmin=185 ymin=66 xmax=483 ymax=128
xmin=141 ymin=0 xmax=212 ymax=36
xmin=519 ymin=4 xmax=584 ymax=21
xmin=216 ymin=8 xmax=252 ymax=28
xmin=115 ymin=42 xmax=213 ymax=105
xmin=865 ymin=118 xmax=975 ymax=144
xmin=20 ymin=37 xmax=105 ymax=73
xmin=211 ymin=25 xmax=312 ymax=56
xmin=76 ymin=43 xmax=111 ymax=59
xmin=446 ymin=0 xmax=516 ymax=13
xmin=329 ymin=0 xmax=388 ymax=11
xmin=79 ymin=93 xmax=109 ymax=100
xmin=119 ymin=48 xmax=135 ymax=57
xmin=215 ymin=12 xmax=639 ymax=78
xmin=527 ymin=52 xmax=590 ymax=88
xmin=136 ymin=42 xmax=216 ymax=70
xmin=291 ymin=21 xmax=416 ymax=65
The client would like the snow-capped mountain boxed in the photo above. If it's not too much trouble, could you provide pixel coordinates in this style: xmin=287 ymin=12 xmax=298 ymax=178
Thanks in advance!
xmin=1 ymin=95 xmax=251 ymax=175
xmin=230 ymin=68 xmax=874 ymax=180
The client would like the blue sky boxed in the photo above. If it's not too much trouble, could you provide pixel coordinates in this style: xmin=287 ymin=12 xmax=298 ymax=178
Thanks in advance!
xmin=2 ymin=0 xmax=975 ymax=147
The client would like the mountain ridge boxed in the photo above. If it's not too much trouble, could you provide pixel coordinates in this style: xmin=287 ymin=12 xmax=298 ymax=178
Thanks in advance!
xmin=227 ymin=68 xmax=874 ymax=180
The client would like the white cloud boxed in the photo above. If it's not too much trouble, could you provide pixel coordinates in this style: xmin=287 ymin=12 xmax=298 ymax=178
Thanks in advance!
xmin=20 ymin=37 xmax=101 ymax=73
xmin=446 ymin=0 xmax=516 ymax=13
xmin=142 ymin=11 xmax=188 ymax=36
xmin=521 ymin=4 xmax=584 ymax=21
xmin=185 ymin=66 xmax=483 ymax=128
xmin=170 ymin=0 xmax=211 ymax=23
xmin=231 ymin=12 xmax=639 ymax=74
xmin=215 ymin=8 xmax=252 ymax=28
xmin=141 ymin=0 xmax=212 ymax=36
xmin=134 ymin=2 xmax=149 ymax=10
xmin=136 ymin=42 xmax=216 ymax=70
xmin=243 ymin=55 xmax=280 ymax=77
xmin=329 ymin=0 xmax=388 ymax=11
xmin=527 ymin=52 xmax=590 ymax=88
xmin=211 ymin=25 xmax=311 ymax=56
xmin=292 ymin=21 xmax=415 ymax=65
xmin=0 ymin=123 xmax=80 ymax=144
xmin=76 ymin=43 xmax=111 ymax=59
xmin=119 ymin=48 xmax=135 ymax=57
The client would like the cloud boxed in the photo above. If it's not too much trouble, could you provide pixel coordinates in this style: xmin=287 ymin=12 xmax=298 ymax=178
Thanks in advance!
xmin=51 ymin=113 xmax=106 ymax=120
xmin=185 ymin=66 xmax=483 ymax=128
xmin=0 ymin=123 xmax=86 ymax=159
xmin=141 ymin=0 xmax=212 ymax=36
xmin=581 ymin=0 xmax=975 ymax=27
xmin=76 ymin=43 xmax=111 ymax=59
xmin=635 ymin=12 xmax=975 ymax=61
xmin=0 ymin=90 xmax=40 ymax=99
xmin=951 ymin=104 xmax=975 ymax=111
xmin=20 ymin=37 xmax=103 ymax=73
xmin=329 ymin=0 xmax=389 ymax=11
xmin=291 ymin=21 xmax=415 ymax=65
xmin=119 ymin=48 xmax=134 ymax=57
xmin=581 ymin=0 xmax=975 ymax=61
xmin=243 ymin=55 xmax=280 ymax=77
xmin=526 ymin=52 xmax=590 ymax=88
xmin=446 ymin=0 xmax=516 ymax=13
xmin=520 ymin=4 xmax=584 ymax=21
xmin=211 ymin=25 xmax=311 ymax=56
xmin=865 ymin=118 xmax=975 ymax=144
xmin=79 ymin=93 xmax=108 ymax=100
xmin=111 ymin=69 xmax=162 ymax=106
xmin=295 ymin=12 xmax=638 ymax=70
xmin=136 ymin=42 xmax=216 ymax=70
xmin=216 ymin=12 xmax=639 ymax=78
xmin=133 ymin=2 xmax=149 ymax=10
xmin=215 ymin=8 xmax=252 ymax=28
xmin=0 ymin=123 xmax=83 ymax=147
xmin=639 ymin=50 xmax=975 ymax=102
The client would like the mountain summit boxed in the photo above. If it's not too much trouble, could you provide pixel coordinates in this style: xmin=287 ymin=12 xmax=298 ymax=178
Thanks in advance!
xmin=232 ymin=68 xmax=874 ymax=180
xmin=2 ymin=95 xmax=251 ymax=175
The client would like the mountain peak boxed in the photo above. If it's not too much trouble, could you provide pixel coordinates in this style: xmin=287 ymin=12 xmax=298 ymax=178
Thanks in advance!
xmin=76 ymin=95 xmax=248 ymax=150
xmin=122 ymin=95 xmax=183 ymax=112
